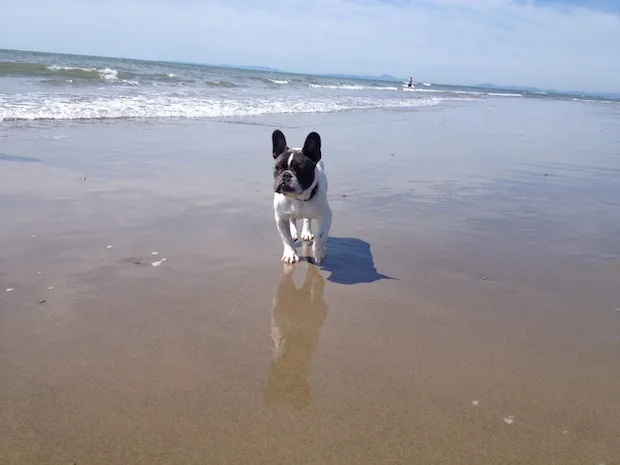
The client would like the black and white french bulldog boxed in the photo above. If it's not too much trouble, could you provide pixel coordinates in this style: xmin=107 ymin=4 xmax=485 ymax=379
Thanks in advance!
xmin=272 ymin=129 xmax=332 ymax=264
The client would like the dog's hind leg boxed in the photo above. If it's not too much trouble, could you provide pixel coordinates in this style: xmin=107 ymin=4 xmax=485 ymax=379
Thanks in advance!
xmin=312 ymin=207 xmax=332 ymax=264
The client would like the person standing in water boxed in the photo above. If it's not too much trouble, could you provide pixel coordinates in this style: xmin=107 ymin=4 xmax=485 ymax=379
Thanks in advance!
xmin=407 ymin=77 xmax=413 ymax=88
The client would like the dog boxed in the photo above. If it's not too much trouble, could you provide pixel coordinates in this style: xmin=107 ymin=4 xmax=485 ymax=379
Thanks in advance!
xmin=272 ymin=129 xmax=332 ymax=264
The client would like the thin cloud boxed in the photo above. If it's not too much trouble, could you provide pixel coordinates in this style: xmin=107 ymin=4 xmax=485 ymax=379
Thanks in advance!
xmin=1 ymin=0 xmax=618 ymax=92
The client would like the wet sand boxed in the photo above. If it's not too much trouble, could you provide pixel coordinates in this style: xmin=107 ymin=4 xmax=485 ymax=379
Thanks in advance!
xmin=1 ymin=99 xmax=620 ymax=464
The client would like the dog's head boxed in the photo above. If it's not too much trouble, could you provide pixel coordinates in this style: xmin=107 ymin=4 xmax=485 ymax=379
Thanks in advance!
xmin=272 ymin=130 xmax=322 ymax=196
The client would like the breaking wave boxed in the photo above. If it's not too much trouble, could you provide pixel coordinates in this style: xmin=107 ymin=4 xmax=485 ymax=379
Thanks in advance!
xmin=0 ymin=61 xmax=123 ymax=81
xmin=309 ymin=83 xmax=399 ymax=91
xmin=0 ymin=95 xmax=445 ymax=122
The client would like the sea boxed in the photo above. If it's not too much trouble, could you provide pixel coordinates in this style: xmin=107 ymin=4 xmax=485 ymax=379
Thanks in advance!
xmin=0 ymin=48 xmax=617 ymax=123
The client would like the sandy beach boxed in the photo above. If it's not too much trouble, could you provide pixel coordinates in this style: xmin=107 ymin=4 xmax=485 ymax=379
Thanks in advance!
xmin=1 ymin=98 xmax=620 ymax=464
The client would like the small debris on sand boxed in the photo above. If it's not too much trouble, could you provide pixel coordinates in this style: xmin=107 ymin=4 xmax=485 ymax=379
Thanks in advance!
xmin=472 ymin=400 xmax=479 ymax=406
xmin=106 ymin=245 xmax=114 ymax=249
xmin=32 ymin=234 xmax=37 ymax=238
xmin=47 ymin=287 xmax=54 ymax=291
xmin=503 ymin=415 xmax=515 ymax=425
xmin=5 ymin=288 xmax=14 ymax=292
xmin=151 ymin=258 xmax=168 ymax=267
xmin=39 ymin=300 xmax=47 ymax=305
xmin=151 ymin=252 xmax=159 ymax=255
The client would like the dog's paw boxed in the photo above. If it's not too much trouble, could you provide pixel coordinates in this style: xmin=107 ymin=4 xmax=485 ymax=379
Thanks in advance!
xmin=300 ymin=231 xmax=314 ymax=242
xmin=282 ymin=247 xmax=300 ymax=264
xmin=311 ymin=241 xmax=326 ymax=264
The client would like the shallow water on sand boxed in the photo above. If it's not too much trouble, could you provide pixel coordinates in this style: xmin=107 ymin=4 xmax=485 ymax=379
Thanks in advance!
xmin=1 ymin=99 xmax=620 ymax=464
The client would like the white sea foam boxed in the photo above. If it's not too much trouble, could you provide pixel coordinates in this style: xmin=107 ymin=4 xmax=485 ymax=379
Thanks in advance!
xmin=47 ymin=65 xmax=93 ymax=72
xmin=310 ymin=84 xmax=366 ymax=90
xmin=403 ymin=87 xmax=485 ymax=97
xmin=0 ymin=94 xmax=445 ymax=121
xmin=270 ymin=79 xmax=289 ymax=84
xmin=46 ymin=65 xmax=119 ymax=80
xmin=35 ymin=134 xmax=68 ymax=139
xmin=99 ymin=68 xmax=118 ymax=80
xmin=455 ymin=90 xmax=485 ymax=95
xmin=487 ymin=92 xmax=523 ymax=97
xmin=403 ymin=87 xmax=434 ymax=93
xmin=310 ymin=83 xmax=399 ymax=91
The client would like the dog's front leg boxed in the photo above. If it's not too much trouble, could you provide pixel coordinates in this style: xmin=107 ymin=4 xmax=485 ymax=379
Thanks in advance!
xmin=312 ymin=207 xmax=332 ymax=264
xmin=276 ymin=216 xmax=300 ymax=264
xmin=289 ymin=219 xmax=299 ymax=242
xmin=300 ymin=218 xmax=314 ymax=242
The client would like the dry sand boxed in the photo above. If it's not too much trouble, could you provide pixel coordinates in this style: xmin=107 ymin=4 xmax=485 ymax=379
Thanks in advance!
xmin=1 ymin=99 xmax=620 ymax=464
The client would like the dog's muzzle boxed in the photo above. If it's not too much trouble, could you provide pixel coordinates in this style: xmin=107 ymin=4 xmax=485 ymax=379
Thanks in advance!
xmin=274 ymin=171 xmax=299 ymax=194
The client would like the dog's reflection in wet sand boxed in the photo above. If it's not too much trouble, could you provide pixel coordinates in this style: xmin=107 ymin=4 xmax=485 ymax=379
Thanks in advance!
xmin=266 ymin=261 xmax=328 ymax=409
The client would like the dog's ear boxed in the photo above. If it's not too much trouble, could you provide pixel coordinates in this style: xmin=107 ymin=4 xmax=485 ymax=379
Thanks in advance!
xmin=302 ymin=132 xmax=321 ymax=163
xmin=272 ymin=130 xmax=288 ymax=159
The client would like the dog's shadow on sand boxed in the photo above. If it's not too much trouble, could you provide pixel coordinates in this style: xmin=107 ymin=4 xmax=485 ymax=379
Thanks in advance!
xmin=296 ymin=236 xmax=395 ymax=285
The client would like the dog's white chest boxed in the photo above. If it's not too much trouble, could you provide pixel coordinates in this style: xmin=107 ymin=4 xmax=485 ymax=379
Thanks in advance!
xmin=274 ymin=194 xmax=322 ymax=219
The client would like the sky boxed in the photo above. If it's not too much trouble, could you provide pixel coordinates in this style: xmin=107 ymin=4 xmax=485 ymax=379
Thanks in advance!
xmin=1 ymin=0 xmax=619 ymax=92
